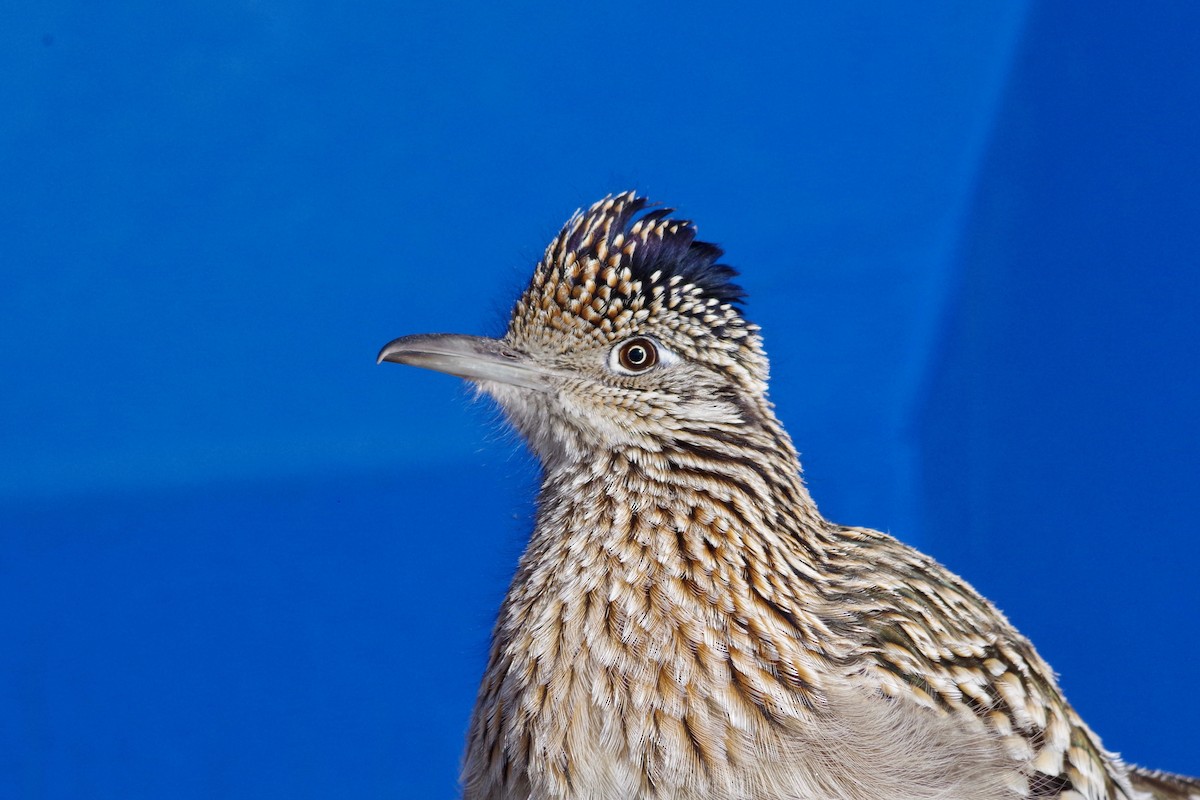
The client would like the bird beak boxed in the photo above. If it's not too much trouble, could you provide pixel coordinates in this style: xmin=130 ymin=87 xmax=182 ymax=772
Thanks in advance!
xmin=376 ymin=333 xmax=552 ymax=391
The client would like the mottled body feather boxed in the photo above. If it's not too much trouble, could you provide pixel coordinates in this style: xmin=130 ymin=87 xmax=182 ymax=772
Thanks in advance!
xmin=379 ymin=193 xmax=1198 ymax=800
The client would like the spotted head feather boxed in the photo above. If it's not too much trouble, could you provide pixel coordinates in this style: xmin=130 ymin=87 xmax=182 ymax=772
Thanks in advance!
xmin=507 ymin=192 xmax=766 ymax=391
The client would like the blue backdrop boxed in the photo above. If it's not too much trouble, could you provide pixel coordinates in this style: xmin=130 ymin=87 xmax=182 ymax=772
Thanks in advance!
xmin=2 ymin=2 xmax=1197 ymax=797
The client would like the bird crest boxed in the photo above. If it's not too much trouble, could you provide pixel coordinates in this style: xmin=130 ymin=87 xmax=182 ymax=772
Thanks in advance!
xmin=506 ymin=192 xmax=767 ymax=387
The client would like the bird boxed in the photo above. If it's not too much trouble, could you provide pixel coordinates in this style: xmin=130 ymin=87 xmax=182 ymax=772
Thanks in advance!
xmin=377 ymin=192 xmax=1199 ymax=800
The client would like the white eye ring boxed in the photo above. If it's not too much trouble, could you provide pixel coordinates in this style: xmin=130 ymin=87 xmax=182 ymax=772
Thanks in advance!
xmin=608 ymin=336 xmax=678 ymax=375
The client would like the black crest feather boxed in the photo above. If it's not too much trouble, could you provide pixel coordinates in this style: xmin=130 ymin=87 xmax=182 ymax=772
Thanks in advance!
xmin=563 ymin=193 xmax=745 ymax=307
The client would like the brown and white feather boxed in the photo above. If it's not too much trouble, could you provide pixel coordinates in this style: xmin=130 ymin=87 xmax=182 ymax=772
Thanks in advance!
xmin=381 ymin=193 xmax=1195 ymax=800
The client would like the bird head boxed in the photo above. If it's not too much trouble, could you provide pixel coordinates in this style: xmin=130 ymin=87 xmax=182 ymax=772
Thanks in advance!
xmin=378 ymin=192 xmax=774 ymax=465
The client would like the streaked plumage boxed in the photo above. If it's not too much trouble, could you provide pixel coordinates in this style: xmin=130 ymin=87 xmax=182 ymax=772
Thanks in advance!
xmin=378 ymin=193 xmax=1198 ymax=800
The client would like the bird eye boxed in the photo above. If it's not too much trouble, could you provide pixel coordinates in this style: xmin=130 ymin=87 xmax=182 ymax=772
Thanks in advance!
xmin=612 ymin=337 xmax=660 ymax=374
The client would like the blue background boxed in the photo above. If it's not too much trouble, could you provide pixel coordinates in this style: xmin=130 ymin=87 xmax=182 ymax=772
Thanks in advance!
xmin=3 ymin=2 xmax=1198 ymax=797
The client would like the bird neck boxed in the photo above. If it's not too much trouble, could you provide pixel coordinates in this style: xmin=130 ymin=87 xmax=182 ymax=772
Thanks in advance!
xmin=517 ymin=412 xmax=834 ymax=598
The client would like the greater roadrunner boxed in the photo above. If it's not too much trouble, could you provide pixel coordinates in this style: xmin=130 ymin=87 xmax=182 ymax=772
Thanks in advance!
xmin=378 ymin=193 xmax=1198 ymax=800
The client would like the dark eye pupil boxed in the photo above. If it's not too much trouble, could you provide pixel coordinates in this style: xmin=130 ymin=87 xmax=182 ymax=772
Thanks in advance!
xmin=628 ymin=346 xmax=646 ymax=364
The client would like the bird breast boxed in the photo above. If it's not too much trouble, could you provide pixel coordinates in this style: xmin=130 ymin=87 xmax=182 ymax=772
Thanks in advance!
xmin=464 ymin=464 xmax=1021 ymax=800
